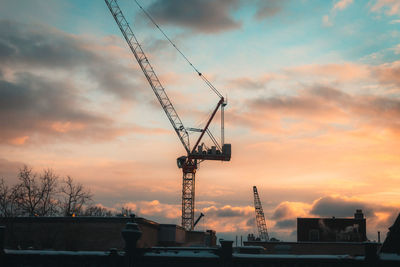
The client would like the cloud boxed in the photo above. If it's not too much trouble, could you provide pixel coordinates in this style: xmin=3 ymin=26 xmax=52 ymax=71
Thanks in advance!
xmin=0 ymin=19 xmax=171 ymax=145
xmin=272 ymin=201 xmax=310 ymax=220
xmin=106 ymin=195 xmax=399 ymax=242
xmin=374 ymin=60 xmax=400 ymax=86
xmin=308 ymin=196 xmax=399 ymax=240
xmin=247 ymin=86 xmax=351 ymax=123
xmin=0 ymin=19 xmax=143 ymax=100
xmin=146 ymin=0 xmax=241 ymax=33
xmin=254 ymin=0 xmax=289 ymax=20
xmin=0 ymin=20 xmax=93 ymax=69
xmin=284 ymin=61 xmax=400 ymax=90
xmin=323 ymin=0 xmax=354 ymax=27
xmin=203 ymin=205 xmax=253 ymax=218
xmin=227 ymin=77 xmax=268 ymax=90
xmin=197 ymin=205 xmax=255 ymax=233
xmin=371 ymin=0 xmax=400 ymax=16
xmin=275 ymin=219 xmax=296 ymax=229
xmin=333 ymin=0 xmax=354 ymax=11
xmin=0 ymin=158 xmax=25 ymax=184
xmin=285 ymin=63 xmax=370 ymax=82
xmin=310 ymin=196 xmax=374 ymax=217
xmin=113 ymin=201 xmax=256 ymax=233
xmin=251 ymin=89 xmax=330 ymax=115
xmin=129 ymin=200 xmax=180 ymax=222
xmin=322 ymin=15 xmax=333 ymax=27
xmin=392 ymin=44 xmax=400 ymax=54
xmin=246 ymin=217 xmax=255 ymax=227
xmin=0 ymin=72 xmax=134 ymax=145
xmin=240 ymin=78 xmax=400 ymax=137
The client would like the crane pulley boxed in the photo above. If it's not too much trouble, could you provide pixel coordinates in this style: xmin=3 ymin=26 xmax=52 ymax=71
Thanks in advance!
xmin=105 ymin=0 xmax=231 ymax=230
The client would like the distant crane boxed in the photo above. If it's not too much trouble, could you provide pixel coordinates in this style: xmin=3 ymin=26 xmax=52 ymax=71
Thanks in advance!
xmin=253 ymin=186 xmax=269 ymax=241
xmin=105 ymin=0 xmax=231 ymax=230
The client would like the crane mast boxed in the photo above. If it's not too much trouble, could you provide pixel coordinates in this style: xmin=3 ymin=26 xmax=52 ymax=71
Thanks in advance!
xmin=253 ymin=186 xmax=269 ymax=241
xmin=105 ymin=0 xmax=231 ymax=230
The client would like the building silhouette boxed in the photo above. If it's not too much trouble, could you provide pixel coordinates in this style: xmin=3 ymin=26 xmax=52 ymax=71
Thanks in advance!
xmin=297 ymin=209 xmax=367 ymax=242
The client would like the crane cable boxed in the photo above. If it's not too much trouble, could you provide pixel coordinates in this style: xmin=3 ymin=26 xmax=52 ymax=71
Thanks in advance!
xmin=133 ymin=0 xmax=223 ymax=99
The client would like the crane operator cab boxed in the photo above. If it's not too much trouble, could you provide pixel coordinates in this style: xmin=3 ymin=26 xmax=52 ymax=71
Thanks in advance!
xmin=177 ymin=143 xmax=231 ymax=168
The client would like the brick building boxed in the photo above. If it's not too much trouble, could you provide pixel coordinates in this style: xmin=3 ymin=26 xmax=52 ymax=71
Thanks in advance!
xmin=297 ymin=209 xmax=367 ymax=242
xmin=0 ymin=216 xmax=216 ymax=250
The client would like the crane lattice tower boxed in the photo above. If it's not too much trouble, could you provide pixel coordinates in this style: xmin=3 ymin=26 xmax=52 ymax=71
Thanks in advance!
xmin=253 ymin=186 xmax=269 ymax=241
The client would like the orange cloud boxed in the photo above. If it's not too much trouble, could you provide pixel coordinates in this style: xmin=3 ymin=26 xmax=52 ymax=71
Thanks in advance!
xmin=234 ymin=85 xmax=400 ymax=141
xmin=371 ymin=0 xmax=400 ymax=16
xmin=334 ymin=0 xmax=354 ymax=10
xmin=132 ymin=200 xmax=180 ymax=220
xmin=51 ymin=121 xmax=86 ymax=133
xmin=285 ymin=63 xmax=370 ymax=82
xmin=227 ymin=74 xmax=279 ymax=90
xmin=374 ymin=60 xmax=400 ymax=87
xmin=9 ymin=136 xmax=29 ymax=145
xmin=231 ymin=61 xmax=399 ymax=93
xmin=199 ymin=205 xmax=255 ymax=233
xmin=107 ymin=196 xmax=399 ymax=241
xmin=272 ymin=201 xmax=311 ymax=220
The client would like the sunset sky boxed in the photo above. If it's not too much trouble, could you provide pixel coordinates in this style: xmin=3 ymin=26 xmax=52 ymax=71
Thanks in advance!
xmin=1 ymin=0 xmax=399 ymax=241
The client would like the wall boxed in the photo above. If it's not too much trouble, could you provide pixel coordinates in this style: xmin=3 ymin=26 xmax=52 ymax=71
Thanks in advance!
xmin=158 ymin=224 xmax=186 ymax=246
xmin=297 ymin=218 xmax=367 ymax=242
xmin=186 ymin=231 xmax=206 ymax=246
xmin=0 ymin=217 xmax=214 ymax=250
xmin=0 ymin=217 xmax=159 ymax=250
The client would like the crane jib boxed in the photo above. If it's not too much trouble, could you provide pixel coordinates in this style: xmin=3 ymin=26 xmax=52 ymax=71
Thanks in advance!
xmin=105 ymin=0 xmax=190 ymax=154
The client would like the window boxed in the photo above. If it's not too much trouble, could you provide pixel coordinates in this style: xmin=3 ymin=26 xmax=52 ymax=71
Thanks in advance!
xmin=309 ymin=229 xmax=320 ymax=241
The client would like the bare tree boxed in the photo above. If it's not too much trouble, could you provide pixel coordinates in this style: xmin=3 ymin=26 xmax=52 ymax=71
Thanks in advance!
xmin=16 ymin=166 xmax=41 ymax=216
xmin=0 ymin=178 xmax=21 ymax=217
xmin=1 ymin=166 xmax=102 ymax=217
xmin=16 ymin=166 xmax=59 ymax=216
xmin=117 ymin=205 xmax=134 ymax=217
xmin=38 ymin=169 xmax=59 ymax=215
xmin=60 ymin=176 xmax=92 ymax=216
xmin=83 ymin=205 xmax=113 ymax=216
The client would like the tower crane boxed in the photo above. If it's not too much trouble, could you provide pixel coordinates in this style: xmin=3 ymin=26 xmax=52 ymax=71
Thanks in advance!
xmin=105 ymin=0 xmax=231 ymax=230
xmin=253 ymin=186 xmax=269 ymax=241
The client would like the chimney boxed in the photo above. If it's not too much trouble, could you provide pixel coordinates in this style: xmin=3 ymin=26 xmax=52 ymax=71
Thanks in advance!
xmin=354 ymin=209 xmax=364 ymax=219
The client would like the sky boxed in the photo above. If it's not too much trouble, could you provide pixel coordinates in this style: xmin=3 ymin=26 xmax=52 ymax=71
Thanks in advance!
xmin=0 ymin=0 xmax=399 ymax=242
